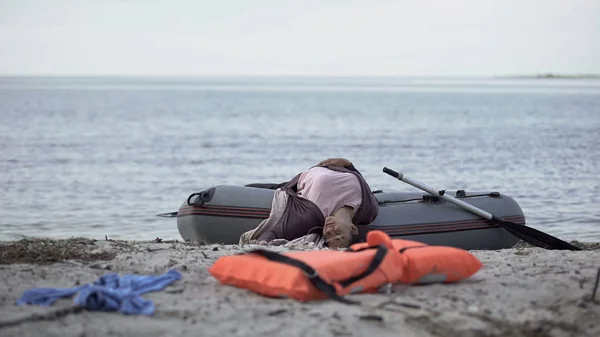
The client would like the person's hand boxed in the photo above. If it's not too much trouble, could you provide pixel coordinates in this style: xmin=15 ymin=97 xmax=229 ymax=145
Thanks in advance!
xmin=318 ymin=158 xmax=351 ymax=167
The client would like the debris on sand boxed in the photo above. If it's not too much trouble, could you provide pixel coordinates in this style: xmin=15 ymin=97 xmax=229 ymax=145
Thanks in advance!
xmin=0 ymin=237 xmax=115 ymax=264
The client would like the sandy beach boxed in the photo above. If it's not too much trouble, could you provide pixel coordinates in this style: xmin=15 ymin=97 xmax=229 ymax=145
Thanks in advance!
xmin=1 ymin=237 xmax=599 ymax=337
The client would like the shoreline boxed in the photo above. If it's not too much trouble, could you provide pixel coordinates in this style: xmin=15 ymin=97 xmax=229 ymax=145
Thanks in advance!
xmin=496 ymin=74 xmax=600 ymax=80
xmin=1 ymin=236 xmax=599 ymax=264
xmin=1 ymin=237 xmax=599 ymax=337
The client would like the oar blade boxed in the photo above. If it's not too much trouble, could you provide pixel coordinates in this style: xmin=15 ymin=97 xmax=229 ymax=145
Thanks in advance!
xmin=491 ymin=216 xmax=581 ymax=251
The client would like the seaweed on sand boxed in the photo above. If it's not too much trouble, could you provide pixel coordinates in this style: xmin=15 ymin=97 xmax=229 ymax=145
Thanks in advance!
xmin=0 ymin=237 xmax=116 ymax=264
xmin=513 ymin=240 xmax=600 ymax=250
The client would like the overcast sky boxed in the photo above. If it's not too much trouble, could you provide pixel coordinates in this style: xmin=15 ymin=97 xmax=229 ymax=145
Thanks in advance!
xmin=1 ymin=0 xmax=599 ymax=76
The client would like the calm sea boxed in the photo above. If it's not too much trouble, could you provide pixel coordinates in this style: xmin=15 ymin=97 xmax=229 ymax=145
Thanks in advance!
xmin=0 ymin=76 xmax=599 ymax=242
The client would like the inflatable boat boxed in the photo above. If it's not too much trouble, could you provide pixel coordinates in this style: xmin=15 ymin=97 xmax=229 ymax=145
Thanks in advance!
xmin=165 ymin=184 xmax=526 ymax=250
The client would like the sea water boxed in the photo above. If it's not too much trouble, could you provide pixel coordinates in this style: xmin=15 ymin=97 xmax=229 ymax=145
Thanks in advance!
xmin=0 ymin=76 xmax=599 ymax=241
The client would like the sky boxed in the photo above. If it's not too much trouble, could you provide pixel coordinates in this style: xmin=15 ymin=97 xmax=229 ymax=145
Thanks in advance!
xmin=0 ymin=0 xmax=599 ymax=76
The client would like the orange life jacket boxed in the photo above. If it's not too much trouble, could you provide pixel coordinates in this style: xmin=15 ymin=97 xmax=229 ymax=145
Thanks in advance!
xmin=350 ymin=236 xmax=482 ymax=284
xmin=209 ymin=230 xmax=482 ymax=303
xmin=209 ymin=230 xmax=405 ymax=303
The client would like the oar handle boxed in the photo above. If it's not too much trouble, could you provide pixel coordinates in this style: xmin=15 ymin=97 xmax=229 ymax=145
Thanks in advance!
xmin=382 ymin=167 xmax=493 ymax=221
xmin=382 ymin=167 xmax=402 ymax=179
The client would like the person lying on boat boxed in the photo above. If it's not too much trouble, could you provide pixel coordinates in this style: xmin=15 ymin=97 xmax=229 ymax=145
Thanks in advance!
xmin=240 ymin=157 xmax=379 ymax=249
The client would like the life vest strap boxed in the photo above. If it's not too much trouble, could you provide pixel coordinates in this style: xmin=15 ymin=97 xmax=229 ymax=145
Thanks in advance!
xmin=248 ymin=245 xmax=389 ymax=305
xmin=338 ymin=245 xmax=388 ymax=287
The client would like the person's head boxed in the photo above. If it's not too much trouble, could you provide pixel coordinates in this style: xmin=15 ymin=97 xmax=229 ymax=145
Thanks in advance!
xmin=323 ymin=220 xmax=360 ymax=249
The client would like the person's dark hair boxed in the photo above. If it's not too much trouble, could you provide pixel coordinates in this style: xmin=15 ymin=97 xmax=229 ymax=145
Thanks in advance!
xmin=351 ymin=226 xmax=369 ymax=245
xmin=350 ymin=232 xmax=363 ymax=245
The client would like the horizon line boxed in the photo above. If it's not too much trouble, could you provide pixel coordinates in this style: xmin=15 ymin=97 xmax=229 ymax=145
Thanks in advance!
xmin=1 ymin=73 xmax=599 ymax=79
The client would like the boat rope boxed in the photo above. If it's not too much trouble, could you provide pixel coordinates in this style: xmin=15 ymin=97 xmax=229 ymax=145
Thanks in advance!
xmin=379 ymin=192 xmax=499 ymax=205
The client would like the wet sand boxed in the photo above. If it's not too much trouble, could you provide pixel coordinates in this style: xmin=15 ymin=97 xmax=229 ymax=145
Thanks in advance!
xmin=0 ymin=238 xmax=599 ymax=337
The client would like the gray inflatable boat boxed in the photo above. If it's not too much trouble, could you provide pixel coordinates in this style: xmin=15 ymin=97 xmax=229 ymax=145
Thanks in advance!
xmin=170 ymin=185 xmax=526 ymax=250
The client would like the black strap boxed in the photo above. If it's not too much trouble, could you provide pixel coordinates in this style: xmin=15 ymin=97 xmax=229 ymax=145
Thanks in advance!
xmin=338 ymin=245 xmax=388 ymax=287
xmin=249 ymin=249 xmax=357 ymax=304
xmin=248 ymin=245 xmax=389 ymax=304
xmin=379 ymin=192 xmax=500 ymax=205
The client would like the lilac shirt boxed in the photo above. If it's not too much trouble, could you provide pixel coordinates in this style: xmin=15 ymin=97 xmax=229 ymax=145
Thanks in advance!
xmin=255 ymin=164 xmax=378 ymax=243
xmin=296 ymin=166 xmax=363 ymax=218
